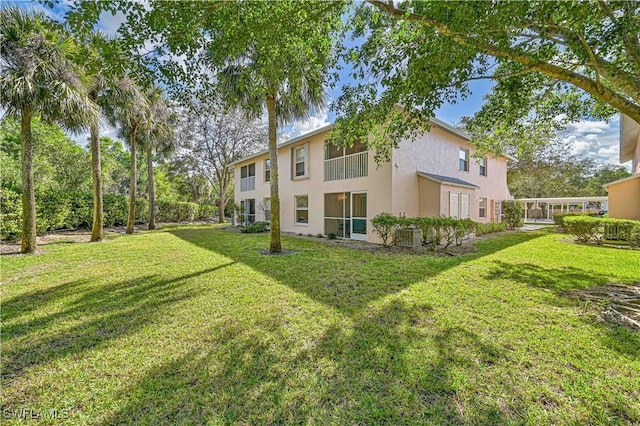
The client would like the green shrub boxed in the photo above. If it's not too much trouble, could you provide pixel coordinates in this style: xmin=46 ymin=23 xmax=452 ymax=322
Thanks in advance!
xmin=240 ymin=221 xmax=269 ymax=233
xmin=502 ymin=201 xmax=523 ymax=229
xmin=371 ymin=213 xmax=399 ymax=247
xmin=327 ymin=232 xmax=337 ymax=240
xmin=0 ymin=187 xmax=22 ymax=240
xmin=371 ymin=214 xmax=482 ymax=252
xmin=563 ymin=216 xmax=602 ymax=243
xmin=103 ymin=194 xmax=128 ymax=227
xmin=563 ymin=216 xmax=640 ymax=246
xmin=1 ymin=188 xmax=215 ymax=240
xmin=196 ymin=204 xmax=215 ymax=221
xmin=475 ymin=222 xmax=507 ymax=236
xmin=156 ymin=200 xmax=215 ymax=223
xmin=553 ymin=212 xmax=591 ymax=230
xmin=629 ymin=225 xmax=640 ymax=248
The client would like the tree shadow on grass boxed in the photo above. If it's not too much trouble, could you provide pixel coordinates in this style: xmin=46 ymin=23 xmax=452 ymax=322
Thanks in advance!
xmin=483 ymin=260 xmax=640 ymax=357
xmin=100 ymin=298 xmax=521 ymax=425
xmin=169 ymin=228 xmax=545 ymax=315
xmin=1 ymin=263 xmax=235 ymax=384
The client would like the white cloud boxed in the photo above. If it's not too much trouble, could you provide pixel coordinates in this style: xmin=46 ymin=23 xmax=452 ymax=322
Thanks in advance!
xmin=289 ymin=109 xmax=331 ymax=137
xmin=565 ymin=120 xmax=611 ymax=134
xmin=559 ymin=116 xmax=630 ymax=170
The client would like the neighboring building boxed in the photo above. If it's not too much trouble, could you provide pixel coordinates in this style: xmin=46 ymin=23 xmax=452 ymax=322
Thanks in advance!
xmin=232 ymin=118 xmax=510 ymax=243
xmin=604 ymin=115 xmax=640 ymax=220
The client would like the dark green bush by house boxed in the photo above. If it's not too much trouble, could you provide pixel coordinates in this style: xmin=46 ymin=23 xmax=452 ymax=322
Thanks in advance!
xmin=240 ymin=221 xmax=269 ymax=233
xmin=475 ymin=222 xmax=507 ymax=236
xmin=371 ymin=213 xmax=399 ymax=247
xmin=502 ymin=201 xmax=523 ymax=229
xmin=371 ymin=214 xmax=504 ymax=251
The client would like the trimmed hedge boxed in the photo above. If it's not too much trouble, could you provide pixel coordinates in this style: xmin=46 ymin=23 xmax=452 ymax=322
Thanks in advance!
xmin=371 ymin=213 xmax=505 ymax=251
xmin=1 ymin=187 xmax=215 ymax=240
xmin=553 ymin=212 xmax=596 ymax=228
xmin=475 ymin=222 xmax=507 ymax=236
xmin=563 ymin=216 xmax=640 ymax=247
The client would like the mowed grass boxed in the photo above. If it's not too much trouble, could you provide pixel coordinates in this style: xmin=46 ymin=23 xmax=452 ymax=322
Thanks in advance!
xmin=1 ymin=225 xmax=639 ymax=425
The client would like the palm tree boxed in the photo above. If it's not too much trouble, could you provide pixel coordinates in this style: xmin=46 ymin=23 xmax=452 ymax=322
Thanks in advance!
xmin=82 ymin=32 xmax=132 ymax=241
xmin=109 ymin=77 xmax=149 ymax=234
xmin=0 ymin=7 xmax=98 ymax=253
xmin=139 ymin=87 xmax=178 ymax=230
xmin=204 ymin=1 xmax=339 ymax=253
xmin=219 ymin=63 xmax=326 ymax=253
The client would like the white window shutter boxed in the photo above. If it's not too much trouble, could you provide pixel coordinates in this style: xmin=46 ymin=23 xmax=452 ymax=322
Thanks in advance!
xmin=461 ymin=194 xmax=470 ymax=219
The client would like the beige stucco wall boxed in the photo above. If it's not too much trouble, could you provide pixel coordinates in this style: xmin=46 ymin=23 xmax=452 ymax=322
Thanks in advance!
xmin=234 ymin=122 xmax=509 ymax=243
xmin=633 ymin=132 xmax=640 ymax=174
xmin=418 ymin=177 xmax=440 ymax=217
xmin=234 ymin=128 xmax=393 ymax=243
xmin=391 ymin=125 xmax=509 ymax=222
xmin=607 ymin=176 xmax=640 ymax=220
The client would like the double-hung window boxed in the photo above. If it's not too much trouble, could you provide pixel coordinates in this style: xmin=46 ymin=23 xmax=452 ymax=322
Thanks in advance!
xmin=479 ymin=157 xmax=487 ymax=176
xmin=264 ymin=159 xmax=271 ymax=182
xmin=459 ymin=148 xmax=469 ymax=172
xmin=293 ymin=144 xmax=308 ymax=178
xmin=295 ymin=195 xmax=309 ymax=224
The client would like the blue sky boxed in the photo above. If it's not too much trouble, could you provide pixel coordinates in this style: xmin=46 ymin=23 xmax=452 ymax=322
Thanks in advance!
xmin=10 ymin=0 xmax=628 ymax=170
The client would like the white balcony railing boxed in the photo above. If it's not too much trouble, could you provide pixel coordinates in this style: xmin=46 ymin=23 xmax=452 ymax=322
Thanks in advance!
xmin=324 ymin=151 xmax=368 ymax=181
xmin=240 ymin=176 xmax=255 ymax=192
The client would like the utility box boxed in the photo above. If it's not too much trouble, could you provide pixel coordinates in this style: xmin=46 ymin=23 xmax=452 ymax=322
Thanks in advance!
xmin=396 ymin=228 xmax=422 ymax=248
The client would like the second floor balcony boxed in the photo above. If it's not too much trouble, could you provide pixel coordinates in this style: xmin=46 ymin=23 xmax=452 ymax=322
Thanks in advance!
xmin=324 ymin=150 xmax=368 ymax=182
xmin=240 ymin=176 xmax=255 ymax=192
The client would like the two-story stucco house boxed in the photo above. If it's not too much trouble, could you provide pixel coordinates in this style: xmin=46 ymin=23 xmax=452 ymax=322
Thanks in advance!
xmin=232 ymin=118 xmax=510 ymax=243
xmin=604 ymin=114 xmax=640 ymax=220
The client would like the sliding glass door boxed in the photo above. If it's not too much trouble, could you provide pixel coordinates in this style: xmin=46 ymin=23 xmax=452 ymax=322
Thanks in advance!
xmin=324 ymin=192 xmax=367 ymax=240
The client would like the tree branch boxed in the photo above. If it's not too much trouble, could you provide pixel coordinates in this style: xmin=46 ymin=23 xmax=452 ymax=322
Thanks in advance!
xmin=597 ymin=0 xmax=640 ymax=70
xmin=367 ymin=0 xmax=640 ymax=123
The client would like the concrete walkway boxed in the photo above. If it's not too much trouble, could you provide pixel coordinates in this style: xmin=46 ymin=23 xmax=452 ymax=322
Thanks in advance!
xmin=520 ymin=224 xmax=553 ymax=231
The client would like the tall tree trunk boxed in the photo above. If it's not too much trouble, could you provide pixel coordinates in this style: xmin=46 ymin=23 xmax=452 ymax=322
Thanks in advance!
xmin=126 ymin=126 xmax=137 ymax=234
xmin=218 ymin=179 xmax=227 ymax=223
xmin=90 ymin=116 xmax=104 ymax=241
xmin=20 ymin=107 xmax=36 ymax=254
xmin=219 ymin=196 xmax=226 ymax=223
xmin=266 ymin=95 xmax=281 ymax=253
xmin=147 ymin=145 xmax=156 ymax=230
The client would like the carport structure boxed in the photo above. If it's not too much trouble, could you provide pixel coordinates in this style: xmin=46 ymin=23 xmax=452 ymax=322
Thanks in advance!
xmin=515 ymin=196 xmax=608 ymax=223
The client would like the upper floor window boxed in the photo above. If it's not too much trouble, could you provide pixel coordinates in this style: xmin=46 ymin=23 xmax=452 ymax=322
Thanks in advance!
xmin=293 ymin=144 xmax=308 ymax=178
xmin=478 ymin=157 xmax=487 ymax=176
xmin=459 ymin=148 xmax=469 ymax=172
xmin=240 ymin=163 xmax=255 ymax=192
xmin=264 ymin=159 xmax=271 ymax=182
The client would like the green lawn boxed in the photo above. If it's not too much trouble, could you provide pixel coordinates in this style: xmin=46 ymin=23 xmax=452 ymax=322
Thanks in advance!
xmin=2 ymin=225 xmax=639 ymax=425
